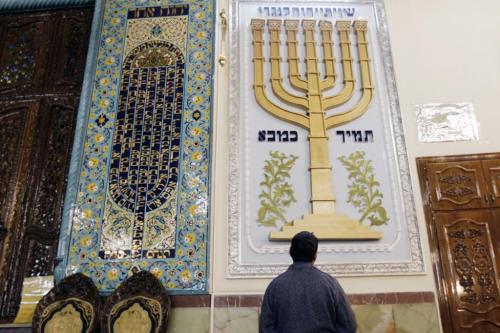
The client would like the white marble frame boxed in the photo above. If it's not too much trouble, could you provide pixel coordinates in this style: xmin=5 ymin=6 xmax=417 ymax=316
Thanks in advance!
xmin=227 ymin=0 xmax=424 ymax=277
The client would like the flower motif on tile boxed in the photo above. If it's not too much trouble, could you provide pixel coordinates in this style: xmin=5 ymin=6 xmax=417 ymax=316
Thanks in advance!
xmin=88 ymin=157 xmax=99 ymax=168
xmin=99 ymin=98 xmax=111 ymax=108
xmin=100 ymin=77 xmax=110 ymax=86
xmin=82 ymin=208 xmax=93 ymax=219
xmin=151 ymin=24 xmax=163 ymax=36
xmin=191 ymin=151 xmax=203 ymax=161
xmin=105 ymin=57 xmax=115 ymax=65
xmin=183 ymin=232 xmax=196 ymax=245
xmin=87 ymin=182 xmax=98 ymax=192
xmin=192 ymin=111 xmax=201 ymax=120
xmin=80 ymin=235 xmax=93 ymax=248
xmin=150 ymin=267 xmax=163 ymax=279
xmin=190 ymin=127 xmax=202 ymax=136
xmin=96 ymin=114 xmax=109 ymax=127
xmin=180 ymin=270 xmax=192 ymax=282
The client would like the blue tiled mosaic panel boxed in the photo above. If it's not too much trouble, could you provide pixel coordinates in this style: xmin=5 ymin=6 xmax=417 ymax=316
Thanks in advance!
xmin=101 ymin=40 xmax=184 ymax=260
xmin=59 ymin=0 xmax=214 ymax=294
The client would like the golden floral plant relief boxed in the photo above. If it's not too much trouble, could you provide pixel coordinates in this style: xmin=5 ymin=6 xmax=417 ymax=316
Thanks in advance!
xmin=338 ymin=151 xmax=389 ymax=226
xmin=257 ymin=151 xmax=299 ymax=228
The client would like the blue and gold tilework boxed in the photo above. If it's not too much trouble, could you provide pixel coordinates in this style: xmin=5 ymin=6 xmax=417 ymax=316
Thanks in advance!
xmin=59 ymin=0 xmax=214 ymax=293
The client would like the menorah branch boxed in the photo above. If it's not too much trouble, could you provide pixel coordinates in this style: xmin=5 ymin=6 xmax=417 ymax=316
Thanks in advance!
xmin=268 ymin=20 xmax=308 ymax=109
xmin=323 ymin=20 xmax=356 ymax=110
xmin=252 ymin=19 xmax=309 ymax=129
xmin=284 ymin=20 xmax=308 ymax=91
xmin=326 ymin=20 xmax=373 ymax=129
xmin=319 ymin=20 xmax=336 ymax=92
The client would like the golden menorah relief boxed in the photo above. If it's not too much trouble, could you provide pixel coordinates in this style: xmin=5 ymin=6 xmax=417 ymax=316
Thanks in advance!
xmin=251 ymin=18 xmax=383 ymax=240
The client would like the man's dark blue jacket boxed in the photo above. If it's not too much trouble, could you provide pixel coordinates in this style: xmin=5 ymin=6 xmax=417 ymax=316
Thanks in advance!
xmin=259 ymin=262 xmax=357 ymax=333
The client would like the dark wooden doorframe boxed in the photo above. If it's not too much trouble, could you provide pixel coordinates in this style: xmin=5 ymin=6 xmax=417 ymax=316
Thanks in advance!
xmin=0 ymin=7 xmax=93 ymax=322
xmin=417 ymin=153 xmax=500 ymax=333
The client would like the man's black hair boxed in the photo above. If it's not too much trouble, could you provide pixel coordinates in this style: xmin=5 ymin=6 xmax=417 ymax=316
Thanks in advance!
xmin=289 ymin=231 xmax=318 ymax=262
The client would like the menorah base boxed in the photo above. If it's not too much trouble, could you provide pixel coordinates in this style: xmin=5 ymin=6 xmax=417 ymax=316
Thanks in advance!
xmin=269 ymin=213 xmax=383 ymax=241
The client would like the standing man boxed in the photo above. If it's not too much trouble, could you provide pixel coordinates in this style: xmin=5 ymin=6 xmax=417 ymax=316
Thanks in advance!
xmin=259 ymin=231 xmax=357 ymax=333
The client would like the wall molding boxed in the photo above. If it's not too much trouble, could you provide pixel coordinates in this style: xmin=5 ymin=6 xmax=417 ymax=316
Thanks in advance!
xmin=214 ymin=292 xmax=436 ymax=308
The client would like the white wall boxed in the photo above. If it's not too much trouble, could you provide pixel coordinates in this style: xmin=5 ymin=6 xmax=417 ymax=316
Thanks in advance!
xmin=210 ymin=0 xmax=500 ymax=295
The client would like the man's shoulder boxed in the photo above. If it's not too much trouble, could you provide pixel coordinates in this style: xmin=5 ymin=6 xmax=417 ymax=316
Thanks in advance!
xmin=266 ymin=265 xmax=305 ymax=288
xmin=314 ymin=266 xmax=334 ymax=278
xmin=269 ymin=269 xmax=293 ymax=284
xmin=312 ymin=267 xmax=342 ymax=286
xmin=272 ymin=265 xmax=335 ymax=282
xmin=263 ymin=270 xmax=290 ymax=295
xmin=267 ymin=264 xmax=340 ymax=285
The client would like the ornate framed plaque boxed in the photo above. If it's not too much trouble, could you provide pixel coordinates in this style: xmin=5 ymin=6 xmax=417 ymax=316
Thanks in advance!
xmin=228 ymin=0 xmax=424 ymax=277
xmin=57 ymin=0 xmax=215 ymax=293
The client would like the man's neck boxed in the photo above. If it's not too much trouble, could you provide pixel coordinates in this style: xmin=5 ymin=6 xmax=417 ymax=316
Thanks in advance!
xmin=291 ymin=261 xmax=314 ymax=268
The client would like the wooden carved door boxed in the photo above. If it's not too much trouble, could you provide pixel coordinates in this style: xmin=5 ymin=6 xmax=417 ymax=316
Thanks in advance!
xmin=0 ymin=8 xmax=92 ymax=322
xmin=418 ymin=154 xmax=500 ymax=333
xmin=482 ymin=160 xmax=500 ymax=207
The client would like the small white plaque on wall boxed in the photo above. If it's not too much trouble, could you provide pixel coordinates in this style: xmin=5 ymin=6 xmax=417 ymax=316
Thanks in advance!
xmin=416 ymin=103 xmax=479 ymax=142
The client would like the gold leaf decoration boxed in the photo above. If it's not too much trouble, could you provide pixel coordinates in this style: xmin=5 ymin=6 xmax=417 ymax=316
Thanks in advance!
xmin=338 ymin=151 xmax=389 ymax=226
xmin=257 ymin=151 xmax=298 ymax=228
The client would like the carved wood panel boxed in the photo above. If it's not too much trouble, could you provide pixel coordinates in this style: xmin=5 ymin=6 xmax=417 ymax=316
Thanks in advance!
xmin=0 ymin=100 xmax=40 ymax=321
xmin=427 ymin=161 xmax=486 ymax=210
xmin=0 ymin=13 xmax=52 ymax=96
xmin=24 ymin=97 xmax=78 ymax=277
xmin=462 ymin=321 xmax=500 ymax=333
xmin=0 ymin=108 xmax=28 ymax=247
xmin=435 ymin=211 xmax=500 ymax=332
xmin=0 ymin=7 xmax=92 ymax=322
xmin=45 ymin=9 xmax=93 ymax=93
xmin=418 ymin=153 xmax=500 ymax=333
xmin=0 ymin=97 xmax=79 ymax=322
xmin=28 ymin=98 xmax=77 ymax=232
xmin=482 ymin=159 xmax=500 ymax=208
